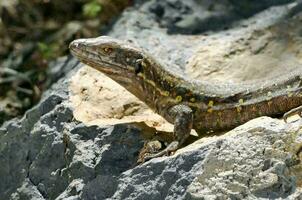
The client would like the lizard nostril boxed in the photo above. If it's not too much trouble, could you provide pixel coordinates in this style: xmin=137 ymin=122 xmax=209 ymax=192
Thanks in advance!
xmin=70 ymin=39 xmax=87 ymax=51
xmin=69 ymin=41 xmax=80 ymax=51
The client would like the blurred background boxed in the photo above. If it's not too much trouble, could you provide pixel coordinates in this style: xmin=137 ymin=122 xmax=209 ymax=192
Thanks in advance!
xmin=0 ymin=0 xmax=131 ymax=125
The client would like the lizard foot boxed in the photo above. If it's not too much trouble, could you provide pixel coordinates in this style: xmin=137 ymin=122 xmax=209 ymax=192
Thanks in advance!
xmin=137 ymin=140 xmax=163 ymax=163
xmin=137 ymin=141 xmax=179 ymax=163
xmin=283 ymin=105 xmax=302 ymax=122
xmin=137 ymin=104 xmax=193 ymax=164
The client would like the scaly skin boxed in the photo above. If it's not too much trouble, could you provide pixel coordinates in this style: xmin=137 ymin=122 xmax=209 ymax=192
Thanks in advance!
xmin=70 ymin=36 xmax=302 ymax=161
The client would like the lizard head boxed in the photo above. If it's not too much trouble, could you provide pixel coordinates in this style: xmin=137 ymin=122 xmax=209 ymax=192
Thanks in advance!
xmin=70 ymin=36 xmax=169 ymax=108
xmin=69 ymin=36 xmax=145 ymax=78
xmin=70 ymin=36 xmax=188 ymax=112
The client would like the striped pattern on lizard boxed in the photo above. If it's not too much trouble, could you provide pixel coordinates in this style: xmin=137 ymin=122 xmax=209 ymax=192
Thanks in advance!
xmin=69 ymin=36 xmax=302 ymax=162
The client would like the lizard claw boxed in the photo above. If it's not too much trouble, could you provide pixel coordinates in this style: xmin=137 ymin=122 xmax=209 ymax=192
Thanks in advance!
xmin=137 ymin=141 xmax=179 ymax=163
xmin=283 ymin=105 xmax=302 ymax=122
xmin=137 ymin=140 xmax=163 ymax=164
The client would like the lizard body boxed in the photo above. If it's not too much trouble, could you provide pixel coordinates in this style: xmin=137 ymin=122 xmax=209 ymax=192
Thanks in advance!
xmin=70 ymin=36 xmax=302 ymax=160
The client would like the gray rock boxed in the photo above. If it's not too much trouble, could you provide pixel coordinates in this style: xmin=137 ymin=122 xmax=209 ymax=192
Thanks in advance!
xmin=131 ymin=0 xmax=292 ymax=34
xmin=1 ymin=74 xmax=146 ymax=199
xmin=1 ymin=0 xmax=302 ymax=200
xmin=109 ymin=0 xmax=292 ymax=74
xmin=186 ymin=118 xmax=302 ymax=199
xmin=108 ymin=117 xmax=302 ymax=200
xmin=10 ymin=179 xmax=45 ymax=200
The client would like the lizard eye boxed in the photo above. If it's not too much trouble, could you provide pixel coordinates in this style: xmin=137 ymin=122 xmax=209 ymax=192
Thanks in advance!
xmin=135 ymin=59 xmax=143 ymax=74
xmin=102 ymin=47 xmax=113 ymax=54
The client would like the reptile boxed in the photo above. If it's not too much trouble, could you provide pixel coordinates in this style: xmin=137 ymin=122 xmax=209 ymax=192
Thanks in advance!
xmin=69 ymin=36 xmax=302 ymax=161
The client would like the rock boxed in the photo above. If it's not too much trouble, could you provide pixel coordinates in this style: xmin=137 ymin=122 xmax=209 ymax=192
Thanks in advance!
xmin=2 ymin=90 xmax=302 ymax=199
xmin=0 ymin=74 xmax=146 ymax=199
xmin=1 ymin=0 xmax=302 ymax=199
xmin=186 ymin=117 xmax=302 ymax=199
xmin=142 ymin=0 xmax=292 ymax=34
xmin=109 ymin=117 xmax=302 ymax=199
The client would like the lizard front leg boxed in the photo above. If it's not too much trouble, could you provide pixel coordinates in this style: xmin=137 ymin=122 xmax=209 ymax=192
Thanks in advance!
xmin=140 ymin=104 xmax=193 ymax=162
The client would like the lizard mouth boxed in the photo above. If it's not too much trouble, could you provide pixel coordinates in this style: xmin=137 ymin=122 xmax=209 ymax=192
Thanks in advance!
xmin=70 ymin=48 xmax=133 ymax=86
xmin=69 ymin=41 xmax=127 ymax=75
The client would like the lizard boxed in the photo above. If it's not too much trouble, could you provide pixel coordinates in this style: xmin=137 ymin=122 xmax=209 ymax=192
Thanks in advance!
xmin=69 ymin=36 xmax=302 ymax=161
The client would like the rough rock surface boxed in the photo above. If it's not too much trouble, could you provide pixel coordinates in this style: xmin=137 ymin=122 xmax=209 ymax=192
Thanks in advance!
xmin=1 ymin=0 xmax=302 ymax=200
xmin=142 ymin=0 xmax=292 ymax=34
